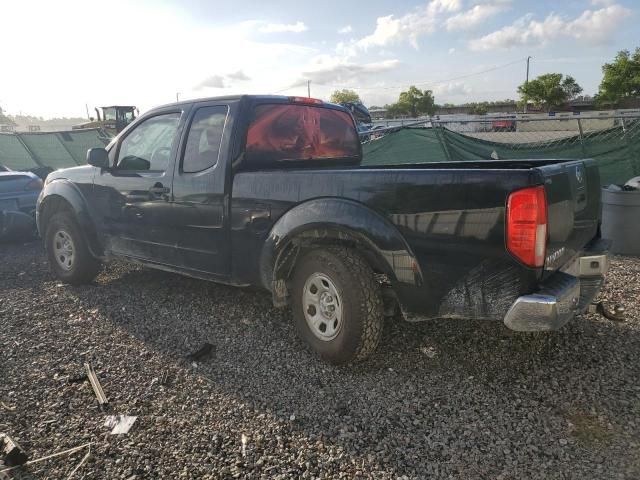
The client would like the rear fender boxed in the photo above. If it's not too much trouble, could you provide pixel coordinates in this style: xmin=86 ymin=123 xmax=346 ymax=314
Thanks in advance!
xmin=37 ymin=180 xmax=103 ymax=257
xmin=260 ymin=198 xmax=421 ymax=305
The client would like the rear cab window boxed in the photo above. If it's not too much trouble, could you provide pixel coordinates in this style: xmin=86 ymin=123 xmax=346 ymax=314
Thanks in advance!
xmin=244 ymin=103 xmax=360 ymax=167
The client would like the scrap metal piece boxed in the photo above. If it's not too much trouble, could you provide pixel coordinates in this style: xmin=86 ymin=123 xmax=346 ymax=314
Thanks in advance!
xmin=0 ymin=442 xmax=93 ymax=476
xmin=0 ymin=433 xmax=28 ymax=467
xmin=591 ymin=301 xmax=626 ymax=321
xmin=84 ymin=363 xmax=108 ymax=406
xmin=104 ymin=415 xmax=137 ymax=435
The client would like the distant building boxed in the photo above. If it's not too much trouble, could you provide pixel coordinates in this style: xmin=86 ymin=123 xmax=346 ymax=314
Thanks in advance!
xmin=369 ymin=108 xmax=387 ymax=120
xmin=436 ymin=102 xmax=518 ymax=115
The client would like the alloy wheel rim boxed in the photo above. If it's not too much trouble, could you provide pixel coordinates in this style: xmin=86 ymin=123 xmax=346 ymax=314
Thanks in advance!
xmin=302 ymin=272 xmax=343 ymax=341
xmin=53 ymin=230 xmax=75 ymax=271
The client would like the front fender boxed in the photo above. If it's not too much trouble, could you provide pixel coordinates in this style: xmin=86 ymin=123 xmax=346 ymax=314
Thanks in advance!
xmin=260 ymin=198 xmax=422 ymax=291
xmin=37 ymin=179 xmax=102 ymax=257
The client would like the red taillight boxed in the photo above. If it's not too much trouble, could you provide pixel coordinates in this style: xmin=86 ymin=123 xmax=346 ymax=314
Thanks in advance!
xmin=506 ymin=186 xmax=547 ymax=267
xmin=288 ymin=96 xmax=323 ymax=105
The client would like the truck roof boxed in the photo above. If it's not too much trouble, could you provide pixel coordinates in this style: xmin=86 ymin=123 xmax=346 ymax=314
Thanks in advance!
xmin=148 ymin=95 xmax=343 ymax=114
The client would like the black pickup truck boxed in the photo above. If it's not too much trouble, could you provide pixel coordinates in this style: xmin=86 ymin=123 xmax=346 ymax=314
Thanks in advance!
xmin=37 ymin=95 xmax=609 ymax=364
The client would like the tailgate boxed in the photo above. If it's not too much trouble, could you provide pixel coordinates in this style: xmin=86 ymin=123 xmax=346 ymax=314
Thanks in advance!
xmin=535 ymin=159 xmax=601 ymax=273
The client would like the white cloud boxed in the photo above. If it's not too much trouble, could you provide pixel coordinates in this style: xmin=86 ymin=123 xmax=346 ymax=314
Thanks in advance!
xmin=195 ymin=70 xmax=251 ymax=90
xmin=566 ymin=5 xmax=629 ymax=43
xmin=227 ymin=70 xmax=251 ymax=81
xmin=196 ymin=75 xmax=227 ymax=89
xmin=299 ymin=56 xmax=400 ymax=85
xmin=448 ymin=47 xmax=456 ymax=54
xmin=259 ymin=21 xmax=307 ymax=33
xmin=445 ymin=1 xmax=510 ymax=31
xmin=356 ymin=0 xmax=462 ymax=50
xmin=0 ymin=1 xmax=317 ymax=116
xmin=338 ymin=25 xmax=353 ymax=34
xmin=433 ymin=81 xmax=472 ymax=97
xmin=470 ymin=4 xmax=629 ymax=51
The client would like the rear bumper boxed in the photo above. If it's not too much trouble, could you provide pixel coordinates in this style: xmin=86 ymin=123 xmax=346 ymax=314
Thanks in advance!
xmin=504 ymin=239 xmax=610 ymax=332
xmin=0 ymin=191 xmax=39 ymax=216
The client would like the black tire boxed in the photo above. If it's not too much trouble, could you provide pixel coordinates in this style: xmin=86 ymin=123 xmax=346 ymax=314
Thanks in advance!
xmin=291 ymin=246 xmax=384 ymax=364
xmin=45 ymin=211 xmax=101 ymax=284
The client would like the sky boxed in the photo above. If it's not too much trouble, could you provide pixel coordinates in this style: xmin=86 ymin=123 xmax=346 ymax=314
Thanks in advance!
xmin=1 ymin=0 xmax=638 ymax=118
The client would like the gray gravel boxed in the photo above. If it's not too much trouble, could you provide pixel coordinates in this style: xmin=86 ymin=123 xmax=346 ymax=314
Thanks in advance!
xmin=1 ymin=241 xmax=639 ymax=479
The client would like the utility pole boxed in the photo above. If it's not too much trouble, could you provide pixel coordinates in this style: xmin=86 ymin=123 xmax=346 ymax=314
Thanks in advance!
xmin=307 ymin=80 xmax=311 ymax=98
xmin=524 ymin=56 xmax=532 ymax=113
xmin=85 ymin=103 xmax=90 ymax=120
xmin=176 ymin=92 xmax=180 ymax=102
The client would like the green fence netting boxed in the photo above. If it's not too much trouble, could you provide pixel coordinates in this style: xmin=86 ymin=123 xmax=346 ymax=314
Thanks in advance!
xmin=56 ymin=130 xmax=110 ymax=165
xmin=19 ymin=132 xmax=79 ymax=170
xmin=0 ymin=134 xmax=41 ymax=170
xmin=362 ymin=119 xmax=640 ymax=186
xmin=0 ymin=129 xmax=108 ymax=173
xmin=362 ymin=128 xmax=449 ymax=165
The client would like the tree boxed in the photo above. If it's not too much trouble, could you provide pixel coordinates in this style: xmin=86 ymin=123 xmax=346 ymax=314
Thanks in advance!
xmin=597 ymin=48 xmax=640 ymax=102
xmin=384 ymin=103 xmax=404 ymax=118
xmin=0 ymin=105 xmax=16 ymax=126
xmin=330 ymin=89 xmax=361 ymax=104
xmin=468 ymin=103 xmax=488 ymax=115
xmin=517 ymin=73 xmax=583 ymax=111
xmin=394 ymin=86 xmax=436 ymax=117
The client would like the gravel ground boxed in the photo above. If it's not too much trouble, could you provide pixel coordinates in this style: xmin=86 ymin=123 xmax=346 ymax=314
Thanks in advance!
xmin=1 ymin=241 xmax=639 ymax=479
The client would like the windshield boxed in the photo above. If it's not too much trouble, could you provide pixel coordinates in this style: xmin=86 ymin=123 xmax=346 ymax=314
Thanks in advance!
xmin=117 ymin=108 xmax=135 ymax=124
xmin=102 ymin=107 xmax=117 ymax=122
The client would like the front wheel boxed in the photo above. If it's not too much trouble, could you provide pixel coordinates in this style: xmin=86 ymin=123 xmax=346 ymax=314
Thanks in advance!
xmin=291 ymin=247 xmax=384 ymax=364
xmin=45 ymin=212 xmax=101 ymax=284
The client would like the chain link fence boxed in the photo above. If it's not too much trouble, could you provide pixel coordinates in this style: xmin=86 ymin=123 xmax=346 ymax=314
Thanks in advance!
xmin=361 ymin=114 xmax=640 ymax=186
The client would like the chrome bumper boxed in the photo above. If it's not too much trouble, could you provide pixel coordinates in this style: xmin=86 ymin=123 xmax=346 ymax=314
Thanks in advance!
xmin=504 ymin=246 xmax=610 ymax=332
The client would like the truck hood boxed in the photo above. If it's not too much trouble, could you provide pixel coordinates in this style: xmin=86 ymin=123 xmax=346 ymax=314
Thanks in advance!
xmin=46 ymin=165 xmax=96 ymax=184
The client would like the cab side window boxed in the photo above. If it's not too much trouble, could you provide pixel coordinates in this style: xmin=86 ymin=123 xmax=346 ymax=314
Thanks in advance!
xmin=117 ymin=112 xmax=181 ymax=171
xmin=182 ymin=106 xmax=228 ymax=173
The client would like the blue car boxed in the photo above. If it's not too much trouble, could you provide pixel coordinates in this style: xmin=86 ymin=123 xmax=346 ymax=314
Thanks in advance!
xmin=0 ymin=166 xmax=43 ymax=239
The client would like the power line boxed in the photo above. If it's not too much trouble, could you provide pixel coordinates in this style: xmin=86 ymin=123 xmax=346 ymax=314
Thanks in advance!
xmin=272 ymin=82 xmax=307 ymax=94
xmin=270 ymin=57 xmax=527 ymax=96
xmin=315 ymin=57 xmax=528 ymax=91
xmin=272 ymin=85 xmax=297 ymax=94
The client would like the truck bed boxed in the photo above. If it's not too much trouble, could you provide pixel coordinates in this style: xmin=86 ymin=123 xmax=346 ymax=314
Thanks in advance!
xmin=231 ymin=158 xmax=601 ymax=320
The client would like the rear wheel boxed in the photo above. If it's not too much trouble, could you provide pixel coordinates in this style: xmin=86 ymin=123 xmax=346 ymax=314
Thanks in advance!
xmin=291 ymin=247 xmax=384 ymax=364
xmin=45 ymin=212 xmax=101 ymax=284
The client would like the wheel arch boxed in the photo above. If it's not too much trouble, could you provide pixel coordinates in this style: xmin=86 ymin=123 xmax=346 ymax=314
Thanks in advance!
xmin=37 ymin=180 xmax=103 ymax=258
xmin=259 ymin=197 xmax=422 ymax=307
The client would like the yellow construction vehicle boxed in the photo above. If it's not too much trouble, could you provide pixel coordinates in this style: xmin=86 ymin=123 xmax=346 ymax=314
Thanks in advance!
xmin=73 ymin=106 xmax=137 ymax=136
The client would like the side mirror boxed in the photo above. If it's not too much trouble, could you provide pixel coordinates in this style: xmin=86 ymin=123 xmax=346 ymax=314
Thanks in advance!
xmin=87 ymin=148 xmax=110 ymax=168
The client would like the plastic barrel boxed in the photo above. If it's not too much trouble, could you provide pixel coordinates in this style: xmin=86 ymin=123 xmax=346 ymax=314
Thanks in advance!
xmin=601 ymin=188 xmax=640 ymax=256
